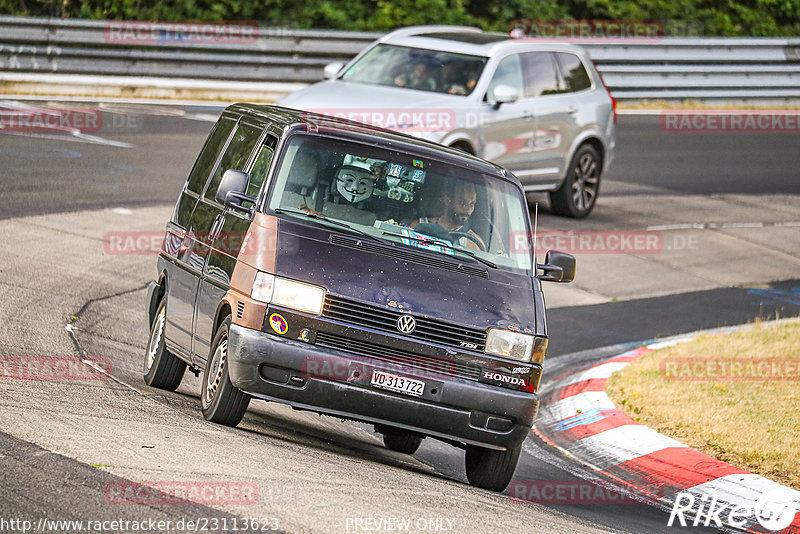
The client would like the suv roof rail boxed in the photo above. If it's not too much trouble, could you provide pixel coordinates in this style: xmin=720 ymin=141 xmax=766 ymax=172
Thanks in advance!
xmin=380 ymin=25 xmax=483 ymax=42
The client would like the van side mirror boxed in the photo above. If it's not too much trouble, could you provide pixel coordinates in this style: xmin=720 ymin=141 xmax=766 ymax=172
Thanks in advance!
xmin=324 ymin=62 xmax=344 ymax=80
xmin=216 ymin=169 xmax=255 ymax=215
xmin=537 ymin=250 xmax=576 ymax=283
xmin=491 ymin=84 xmax=519 ymax=108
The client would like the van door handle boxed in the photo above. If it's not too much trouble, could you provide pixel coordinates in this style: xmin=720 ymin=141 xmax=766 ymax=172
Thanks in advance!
xmin=522 ymin=110 xmax=533 ymax=119
xmin=209 ymin=214 xmax=225 ymax=243
xmin=567 ymin=105 xmax=578 ymax=114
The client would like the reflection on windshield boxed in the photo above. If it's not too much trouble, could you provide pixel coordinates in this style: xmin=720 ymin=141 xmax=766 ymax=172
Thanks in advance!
xmin=341 ymin=44 xmax=487 ymax=96
xmin=268 ymin=134 xmax=532 ymax=273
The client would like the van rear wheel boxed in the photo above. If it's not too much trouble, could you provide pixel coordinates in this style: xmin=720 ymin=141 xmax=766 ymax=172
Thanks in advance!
xmin=464 ymin=444 xmax=521 ymax=492
xmin=201 ymin=316 xmax=250 ymax=426
xmin=143 ymin=297 xmax=186 ymax=391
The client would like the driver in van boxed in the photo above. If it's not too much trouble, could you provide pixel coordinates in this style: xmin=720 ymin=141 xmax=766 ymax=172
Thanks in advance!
xmin=412 ymin=182 xmax=485 ymax=250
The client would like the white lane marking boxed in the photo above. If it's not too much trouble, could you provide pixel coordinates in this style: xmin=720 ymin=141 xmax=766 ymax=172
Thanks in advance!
xmin=110 ymin=208 xmax=133 ymax=215
xmin=574 ymin=425 xmax=687 ymax=469
xmin=0 ymin=130 xmax=133 ymax=148
xmin=647 ymin=221 xmax=800 ymax=231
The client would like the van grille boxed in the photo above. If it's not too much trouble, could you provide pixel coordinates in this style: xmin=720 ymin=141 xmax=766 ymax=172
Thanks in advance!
xmin=315 ymin=332 xmax=481 ymax=381
xmin=323 ymin=295 xmax=487 ymax=352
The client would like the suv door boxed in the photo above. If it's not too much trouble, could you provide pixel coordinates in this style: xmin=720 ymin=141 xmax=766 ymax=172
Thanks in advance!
xmin=517 ymin=51 xmax=576 ymax=188
xmin=479 ymin=53 xmax=534 ymax=177
xmin=191 ymin=120 xmax=265 ymax=365
xmin=164 ymin=118 xmax=236 ymax=357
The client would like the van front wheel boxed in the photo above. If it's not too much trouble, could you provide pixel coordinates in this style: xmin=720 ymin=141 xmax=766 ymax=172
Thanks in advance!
xmin=201 ymin=316 xmax=250 ymax=426
xmin=381 ymin=429 xmax=424 ymax=454
xmin=464 ymin=444 xmax=521 ymax=492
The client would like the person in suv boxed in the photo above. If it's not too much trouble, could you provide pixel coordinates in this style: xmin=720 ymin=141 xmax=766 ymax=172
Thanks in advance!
xmin=144 ymin=105 xmax=576 ymax=492
xmin=278 ymin=26 xmax=616 ymax=218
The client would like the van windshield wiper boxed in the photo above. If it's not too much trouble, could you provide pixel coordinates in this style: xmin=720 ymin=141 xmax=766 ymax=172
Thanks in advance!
xmin=274 ymin=208 xmax=384 ymax=243
xmin=381 ymin=231 xmax=497 ymax=269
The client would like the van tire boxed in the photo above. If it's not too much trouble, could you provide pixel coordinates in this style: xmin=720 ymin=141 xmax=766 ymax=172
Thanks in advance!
xmin=201 ymin=315 xmax=250 ymax=426
xmin=464 ymin=444 xmax=521 ymax=492
xmin=143 ymin=297 xmax=186 ymax=391
xmin=382 ymin=429 xmax=424 ymax=454
xmin=549 ymin=144 xmax=601 ymax=218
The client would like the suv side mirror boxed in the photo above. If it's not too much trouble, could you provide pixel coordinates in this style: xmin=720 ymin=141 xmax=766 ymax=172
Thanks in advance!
xmin=537 ymin=250 xmax=576 ymax=283
xmin=491 ymin=84 xmax=519 ymax=107
xmin=216 ymin=169 xmax=255 ymax=215
xmin=324 ymin=62 xmax=344 ymax=80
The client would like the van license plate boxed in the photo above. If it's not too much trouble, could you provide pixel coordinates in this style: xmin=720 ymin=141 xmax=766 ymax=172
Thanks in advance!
xmin=370 ymin=370 xmax=425 ymax=397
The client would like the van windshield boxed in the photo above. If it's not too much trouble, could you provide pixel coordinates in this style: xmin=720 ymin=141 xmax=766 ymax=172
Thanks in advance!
xmin=267 ymin=134 xmax=533 ymax=274
xmin=341 ymin=44 xmax=487 ymax=96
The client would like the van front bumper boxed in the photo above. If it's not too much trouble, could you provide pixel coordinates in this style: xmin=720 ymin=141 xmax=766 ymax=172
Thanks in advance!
xmin=227 ymin=323 xmax=538 ymax=450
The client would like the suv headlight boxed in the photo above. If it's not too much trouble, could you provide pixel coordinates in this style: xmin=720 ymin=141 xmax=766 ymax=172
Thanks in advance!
xmin=485 ymin=328 xmax=547 ymax=364
xmin=251 ymin=272 xmax=325 ymax=316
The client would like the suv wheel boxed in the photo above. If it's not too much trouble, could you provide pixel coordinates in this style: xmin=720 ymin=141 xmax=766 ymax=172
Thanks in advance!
xmin=464 ymin=444 xmax=521 ymax=492
xmin=381 ymin=428 xmax=424 ymax=454
xmin=550 ymin=144 xmax=601 ymax=218
xmin=201 ymin=315 xmax=250 ymax=426
xmin=143 ymin=297 xmax=186 ymax=391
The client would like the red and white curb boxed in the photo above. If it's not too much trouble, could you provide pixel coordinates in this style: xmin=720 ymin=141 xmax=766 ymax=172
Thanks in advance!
xmin=533 ymin=326 xmax=800 ymax=533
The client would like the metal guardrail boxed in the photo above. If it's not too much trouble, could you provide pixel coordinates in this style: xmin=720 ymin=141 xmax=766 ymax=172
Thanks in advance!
xmin=2 ymin=16 xmax=799 ymax=101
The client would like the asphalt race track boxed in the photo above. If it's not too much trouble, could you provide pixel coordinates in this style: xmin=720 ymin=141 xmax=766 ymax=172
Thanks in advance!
xmin=1 ymin=100 xmax=799 ymax=533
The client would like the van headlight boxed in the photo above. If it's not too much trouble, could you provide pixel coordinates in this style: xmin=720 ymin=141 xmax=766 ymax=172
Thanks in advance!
xmin=251 ymin=272 xmax=325 ymax=316
xmin=484 ymin=328 xmax=547 ymax=364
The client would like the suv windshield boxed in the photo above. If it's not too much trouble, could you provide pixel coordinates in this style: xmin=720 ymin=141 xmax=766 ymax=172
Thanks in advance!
xmin=341 ymin=44 xmax=487 ymax=96
xmin=268 ymin=134 xmax=533 ymax=273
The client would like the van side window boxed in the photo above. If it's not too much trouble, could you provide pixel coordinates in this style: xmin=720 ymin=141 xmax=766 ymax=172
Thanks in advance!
xmin=246 ymin=134 xmax=278 ymax=199
xmin=554 ymin=52 xmax=592 ymax=92
xmin=203 ymin=123 xmax=262 ymax=203
xmin=520 ymin=52 xmax=560 ymax=97
xmin=185 ymin=119 xmax=235 ymax=195
xmin=487 ymin=54 xmax=524 ymax=101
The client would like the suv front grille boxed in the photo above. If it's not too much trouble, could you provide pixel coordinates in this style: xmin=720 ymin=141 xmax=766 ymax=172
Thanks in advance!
xmin=315 ymin=332 xmax=481 ymax=381
xmin=322 ymin=294 xmax=487 ymax=352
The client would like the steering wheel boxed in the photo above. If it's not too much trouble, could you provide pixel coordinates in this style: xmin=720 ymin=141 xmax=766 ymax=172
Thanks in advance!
xmin=449 ymin=231 xmax=486 ymax=251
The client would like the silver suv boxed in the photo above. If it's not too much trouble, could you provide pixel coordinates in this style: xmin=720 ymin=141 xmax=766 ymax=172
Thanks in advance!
xmin=278 ymin=25 xmax=616 ymax=218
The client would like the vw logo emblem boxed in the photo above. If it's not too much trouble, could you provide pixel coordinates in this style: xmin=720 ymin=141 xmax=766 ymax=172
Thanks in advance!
xmin=397 ymin=315 xmax=416 ymax=334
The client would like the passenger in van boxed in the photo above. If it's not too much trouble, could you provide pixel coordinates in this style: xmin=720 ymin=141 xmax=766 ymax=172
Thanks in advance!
xmin=320 ymin=164 xmax=378 ymax=226
xmin=412 ymin=182 xmax=485 ymax=250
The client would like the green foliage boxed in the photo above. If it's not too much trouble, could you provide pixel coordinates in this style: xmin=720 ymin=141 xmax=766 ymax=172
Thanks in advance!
xmin=2 ymin=0 xmax=798 ymax=36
